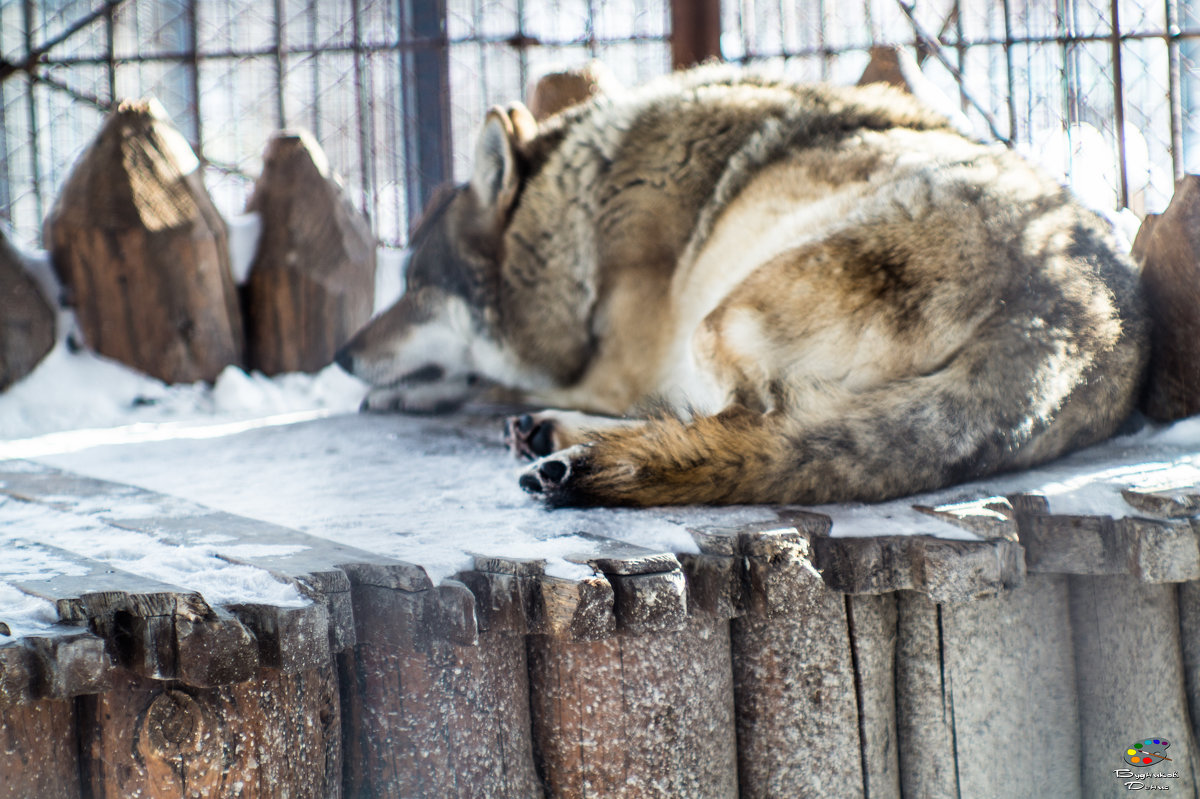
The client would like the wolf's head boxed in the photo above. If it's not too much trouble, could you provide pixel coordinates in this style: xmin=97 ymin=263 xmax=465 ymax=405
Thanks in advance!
xmin=336 ymin=104 xmax=545 ymax=412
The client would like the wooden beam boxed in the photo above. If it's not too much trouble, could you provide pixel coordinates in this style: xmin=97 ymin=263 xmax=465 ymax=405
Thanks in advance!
xmin=670 ymin=0 xmax=722 ymax=70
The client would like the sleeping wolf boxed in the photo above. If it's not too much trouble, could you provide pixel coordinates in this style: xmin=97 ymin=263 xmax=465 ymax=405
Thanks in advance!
xmin=336 ymin=66 xmax=1148 ymax=507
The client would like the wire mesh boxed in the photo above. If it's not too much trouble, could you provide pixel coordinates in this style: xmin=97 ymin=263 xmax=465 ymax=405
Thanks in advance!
xmin=2 ymin=0 xmax=1200 ymax=251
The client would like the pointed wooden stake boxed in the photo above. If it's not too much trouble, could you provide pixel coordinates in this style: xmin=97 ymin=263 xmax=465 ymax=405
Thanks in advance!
xmin=44 ymin=99 xmax=244 ymax=384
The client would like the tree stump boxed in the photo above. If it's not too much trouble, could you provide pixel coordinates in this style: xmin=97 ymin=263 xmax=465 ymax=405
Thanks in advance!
xmin=43 ymin=99 xmax=243 ymax=384
xmin=1131 ymin=174 xmax=1200 ymax=421
xmin=0 ymin=228 xmax=55 ymax=390
xmin=242 ymin=131 xmax=375 ymax=375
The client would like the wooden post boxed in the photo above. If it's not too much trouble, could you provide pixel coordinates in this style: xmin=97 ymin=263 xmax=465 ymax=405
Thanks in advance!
xmin=1131 ymin=174 xmax=1200 ymax=421
xmin=243 ymin=131 xmax=376 ymax=375
xmin=0 ymin=228 xmax=54 ymax=391
xmin=1070 ymin=575 xmax=1200 ymax=797
xmin=731 ymin=546 xmax=865 ymax=798
xmin=670 ymin=0 xmax=722 ymax=69
xmin=846 ymin=594 xmax=901 ymax=799
xmin=527 ymin=615 xmax=738 ymax=798
xmin=0 ymin=698 xmax=80 ymax=798
xmin=78 ymin=666 xmax=342 ymax=798
xmin=43 ymin=99 xmax=244 ymax=384
xmin=338 ymin=632 xmax=541 ymax=798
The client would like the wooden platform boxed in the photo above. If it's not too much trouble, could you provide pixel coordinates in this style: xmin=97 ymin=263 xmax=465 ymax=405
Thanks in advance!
xmin=3 ymin=412 xmax=1200 ymax=797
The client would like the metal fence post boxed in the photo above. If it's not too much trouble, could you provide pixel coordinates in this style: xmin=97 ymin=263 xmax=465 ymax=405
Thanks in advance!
xmin=401 ymin=0 xmax=452 ymax=225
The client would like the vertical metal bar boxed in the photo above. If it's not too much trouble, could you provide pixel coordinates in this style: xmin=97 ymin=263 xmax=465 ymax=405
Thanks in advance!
xmin=22 ymin=0 xmax=43 ymax=226
xmin=352 ymin=0 xmax=375 ymax=225
xmin=186 ymin=0 xmax=202 ymax=155
xmin=105 ymin=0 xmax=117 ymax=107
xmin=1056 ymin=0 xmax=1073 ymax=183
xmin=1001 ymin=0 xmax=1017 ymax=142
xmin=817 ymin=0 xmax=828 ymax=79
xmin=1167 ymin=0 xmax=1185 ymax=180
xmin=309 ymin=0 xmax=321 ymax=140
xmin=1110 ymin=0 xmax=1130 ymax=207
xmin=272 ymin=0 xmax=286 ymax=128
xmin=955 ymin=0 xmax=967 ymax=113
xmin=401 ymin=0 xmax=450 ymax=224
xmin=515 ymin=0 xmax=527 ymax=95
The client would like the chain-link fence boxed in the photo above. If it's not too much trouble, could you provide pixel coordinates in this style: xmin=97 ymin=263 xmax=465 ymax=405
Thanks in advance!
xmin=3 ymin=0 xmax=1198 ymax=251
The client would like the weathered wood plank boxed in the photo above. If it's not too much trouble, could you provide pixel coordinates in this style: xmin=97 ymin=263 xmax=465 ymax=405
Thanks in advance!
xmin=677 ymin=551 xmax=743 ymax=618
xmin=1018 ymin=512 xmax=1200 ymax=582
xmin=7 ymin=544 xmax=257 ymax=686
xmin=79 ymin=664 xmax=342 ymax=799
xmin=339 ymin=631 xmax=540 ymax=798
xmin=1071 ymin=575 xmax=1200 ymax=797
xmin=527 ymin=575 xmax=616 ymax=641
xmin=23 ymin=629 xmax=115 ymax=701
xmin=44 ymin=98 xmax=244 ymax=383
xmin=0 ymin=227 xmax=55 ymax=391
xmin=528 ymin=615 xmax=737 ymax=798
xmin=732 ymin=552 xmax=864 ymax=798
xmin=224 ymin=601 xmax=330 ymax=672
xmin=846 ymin=593 xmax=901 ymax=799
xmin=937 ymin=575 xmax=1082 ymax=798
xmin=894 ymin=592 xmax=956 ymax=799
xmin=0 ymin=697 xmax=80 ymax=798
xmin=813 ymin=535 xmax=1025 ymax=602
xmin=243 ymin=130 xmax=375 ymax=375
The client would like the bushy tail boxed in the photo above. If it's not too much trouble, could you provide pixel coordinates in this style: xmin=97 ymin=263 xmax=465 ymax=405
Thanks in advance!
xmin=521 ymin=350 xmax=1142 ymax=508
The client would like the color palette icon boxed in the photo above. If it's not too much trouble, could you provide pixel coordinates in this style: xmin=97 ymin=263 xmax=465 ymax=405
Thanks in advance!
xmin=1123 ymin=738 xmax=1171 ymax=767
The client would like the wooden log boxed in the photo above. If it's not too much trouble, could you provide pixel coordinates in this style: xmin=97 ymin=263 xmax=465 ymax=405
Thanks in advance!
xmin=1018 ymin=512 xmax=1200 ymax=582
xmin=568 ymin=534 xmax=687 ymax=634
xmin=1070 ymin=575 xmax=1200 ymax=796
xmin=937 ymin=575 xmax=1081 ymax=798
xmin=528 ymin=575 xmax=616 ymax=641
xmin=1178 ymin=581 xmax=1200 ymax=749
xmin=731 ymin=552 xmax=864 ymax=798
xmin=339 ymin=630 xmax=541 ymax=798
xmin=858 ymin=44 xmax=912 ymax=88
xmin=527 ymin=614 xmax=737 ymax=798
xmin=846 ymin=593 xmax=901 ymax=799
xmin=43 ymin=98 xmax=243 ymax=383
xmin=23 ymin=628 xmax=115 ymax=700
xmin=893 ymin=592 xmax=957 ymax=799
xmin=813 ymin=535 xmax=1025 ymax=602
xmin=2 ymin=626 xmax=114 ymax=706
xmin=242 ymin=131 xmax=375 ymax=375
xmin=79 ymin=664 xmax=342 ymax=799
xmin=0 ymin=227 xmax=55 ymax=391
xmin=669 ymin=0 xmax=722 ymax=69
xmin=1132 ymin=174 xmax=1200 ymax=421
xmin=526 ymin=62 xmax=619 ymax=121
xmin=0 ymin=697 xmax=80 ymax=798
xmin=8 ymin=545 xmax=257 ymax=686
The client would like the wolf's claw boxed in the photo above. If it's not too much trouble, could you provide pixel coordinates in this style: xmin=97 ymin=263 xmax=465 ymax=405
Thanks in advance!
xmin=504 ymin=414 xmax=558 ymax=460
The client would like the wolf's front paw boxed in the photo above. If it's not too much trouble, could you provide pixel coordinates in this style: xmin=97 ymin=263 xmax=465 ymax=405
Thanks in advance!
xmin=504 ymin=413 xmax=559 ymax=460
xmin=518 ymin=445 xmax=591 ymax=506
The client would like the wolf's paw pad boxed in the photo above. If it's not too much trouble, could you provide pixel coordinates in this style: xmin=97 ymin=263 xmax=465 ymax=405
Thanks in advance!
xmin=518 ymin=446 xmax=589 ymax=503
xmin=504 ymin=414 xmax=558 ymax=460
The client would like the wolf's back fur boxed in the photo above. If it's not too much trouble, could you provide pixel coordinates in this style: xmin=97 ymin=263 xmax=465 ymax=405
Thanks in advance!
xmin=339 ymin=66 xmax=1148 ymax=507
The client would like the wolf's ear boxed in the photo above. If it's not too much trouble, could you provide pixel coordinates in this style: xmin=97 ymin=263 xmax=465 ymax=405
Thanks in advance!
xmin=471 ymin=103 xmax=536 ymax=218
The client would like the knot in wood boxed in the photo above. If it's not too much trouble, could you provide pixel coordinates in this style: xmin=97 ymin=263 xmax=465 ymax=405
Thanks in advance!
xmin=144 ymin=690 xmax=204 ymax=756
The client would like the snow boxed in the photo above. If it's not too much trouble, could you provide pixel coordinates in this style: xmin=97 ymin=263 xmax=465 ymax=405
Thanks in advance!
xmin=0 ymin=496 xmax=310 ymax=610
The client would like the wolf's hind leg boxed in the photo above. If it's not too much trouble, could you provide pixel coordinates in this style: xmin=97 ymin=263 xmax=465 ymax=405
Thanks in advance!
xmin=503 ymin=410 xmax=643 ymax=460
